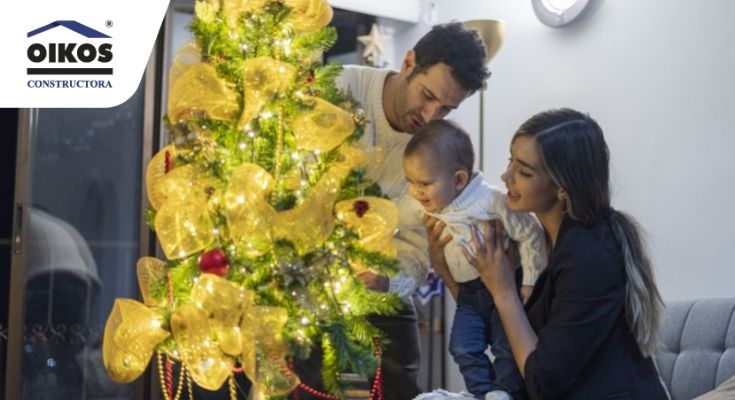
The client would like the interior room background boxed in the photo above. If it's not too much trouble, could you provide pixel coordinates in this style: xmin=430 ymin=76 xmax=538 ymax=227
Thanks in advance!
xmin=2 ymin=0 xmax=734 ymax=398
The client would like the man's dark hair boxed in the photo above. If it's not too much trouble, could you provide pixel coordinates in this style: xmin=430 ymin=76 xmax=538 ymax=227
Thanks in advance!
xmin=411 ymin=21 xmax=490 ymax=93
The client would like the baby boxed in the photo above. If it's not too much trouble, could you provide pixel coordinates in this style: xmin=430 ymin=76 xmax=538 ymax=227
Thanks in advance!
xmin=403 ymin=120 xmax=547 ymax=400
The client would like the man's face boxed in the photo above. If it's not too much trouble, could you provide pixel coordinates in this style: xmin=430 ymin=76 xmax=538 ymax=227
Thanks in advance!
xmin=392 ymin=52 xmax=472 ymax=134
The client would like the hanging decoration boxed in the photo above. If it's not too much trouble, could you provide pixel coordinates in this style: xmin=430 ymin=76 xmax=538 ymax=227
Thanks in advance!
xmin=357 ymin=23 xmax=391 ymax=67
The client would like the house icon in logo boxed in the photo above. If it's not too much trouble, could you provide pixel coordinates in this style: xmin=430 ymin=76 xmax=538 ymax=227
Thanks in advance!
xmin=27 ymin=20 xmax=111 ymax=39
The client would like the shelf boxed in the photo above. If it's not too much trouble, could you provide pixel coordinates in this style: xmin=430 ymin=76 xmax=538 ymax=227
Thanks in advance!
xmin=329 ymin=0 xmax=420 ymax=23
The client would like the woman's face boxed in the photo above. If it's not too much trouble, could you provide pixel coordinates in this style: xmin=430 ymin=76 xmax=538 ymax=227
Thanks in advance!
xmin=501 ymin=135 xmax=561 ymax=216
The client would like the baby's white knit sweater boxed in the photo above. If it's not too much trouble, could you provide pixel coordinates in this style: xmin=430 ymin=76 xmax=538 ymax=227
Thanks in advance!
xmin=425 ymin=172 xmax=547 ymax=286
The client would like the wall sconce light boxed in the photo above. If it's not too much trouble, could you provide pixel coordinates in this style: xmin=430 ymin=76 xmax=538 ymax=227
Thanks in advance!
xmin=463 ymin=19 xmax=505 ymax=169
xmin=532 ymin=0 xmax=590 ymax=27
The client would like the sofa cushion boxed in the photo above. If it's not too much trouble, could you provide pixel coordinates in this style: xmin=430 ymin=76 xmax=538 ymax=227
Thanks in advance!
xmin=694 ymin=374 xmax=735 ymax=400
xmin=655 ymin=299 xmax=735 ymax=400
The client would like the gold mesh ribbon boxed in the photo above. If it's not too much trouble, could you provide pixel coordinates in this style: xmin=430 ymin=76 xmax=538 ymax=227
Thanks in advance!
xmin=273 ymin=170 xmax=340 ymax=254
xmin=194 ymin=0 xmax=219 ymax=24
xmin=291 ymin=96 xmax=355 ymax=153
xmin=168 ymin=274 xmax=294 ymax=393
xmin=136 ymin=257 xmax=167 ymax=307
xmin=222 ymin=0 xmax=272 ymax=28
xmin=225 ymin=145 xmax=366 ymax=255
xmin=335 ymin=196 xmax=398 ymax=258
xmin=146 ymin=149 xmax=216 ymax=259
xmin=148 ymin=161 xmax=213 ymax=211
xmin=156 ymin=198 xmax=214 ymax=259
xmin=224 ymin=163 xmax=277 ymax=257
xmin=168 ymin=40 xmax=201 ymax=87
xmin=102 ymin=299 xmax=170 ymax=383
xmin=103 ymin=271 xmax=295 ymax=393
xmin=168 ymin=41 xmax=239 ymax=124
xmin=237 ymin=57 xmax=296 ymax=130
xmin=170 ymin=274 xmax=250 ymax=390
xmin=152 ymin=165 xmax=214 ymax=260
xmin=284 ymin=0 xmax=333 ymax=32
xmin=240 ymin=306 xmax=299 ymax=396
xmin=146 ymin=145 xmax=177 ymax=210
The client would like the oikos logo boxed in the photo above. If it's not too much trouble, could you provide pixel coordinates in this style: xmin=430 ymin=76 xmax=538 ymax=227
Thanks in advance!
xmin=27 ymin=41 xmax=112 ymax=63
xmin=26 ymin=20 xmax=113 ymax=79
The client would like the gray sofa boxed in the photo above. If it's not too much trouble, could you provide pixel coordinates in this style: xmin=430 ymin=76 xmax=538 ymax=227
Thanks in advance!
xmin=655 ymin=298 xmax=735 ymax=399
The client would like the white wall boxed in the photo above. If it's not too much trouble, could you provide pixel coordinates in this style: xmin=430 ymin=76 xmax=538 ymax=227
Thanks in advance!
xmin=387 ymin=0 xmax=735 ymax=392
xmin=434 ymin=0 xmax=735 ymax=301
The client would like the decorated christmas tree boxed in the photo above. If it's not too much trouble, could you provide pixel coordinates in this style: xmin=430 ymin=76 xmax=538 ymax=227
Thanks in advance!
xmin=101 ymin=0 xmax=403 ymax=398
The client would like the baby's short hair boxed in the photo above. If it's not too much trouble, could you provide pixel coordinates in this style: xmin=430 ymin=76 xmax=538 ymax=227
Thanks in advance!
xmin=404 ymin=120 xmax=475 ymax=174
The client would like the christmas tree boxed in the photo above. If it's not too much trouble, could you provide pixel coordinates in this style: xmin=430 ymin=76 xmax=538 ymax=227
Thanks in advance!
xmin=101 ymin=0 xmax=403 ymax=398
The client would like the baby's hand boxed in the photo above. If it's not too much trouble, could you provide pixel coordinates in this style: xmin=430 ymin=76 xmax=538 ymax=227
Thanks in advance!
xmin=520 ymin=285 xmax=534 ymax=304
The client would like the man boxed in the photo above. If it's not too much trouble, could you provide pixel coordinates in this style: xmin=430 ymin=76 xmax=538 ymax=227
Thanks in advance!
xmin=294 ymin=22 xmax=489 ymax=400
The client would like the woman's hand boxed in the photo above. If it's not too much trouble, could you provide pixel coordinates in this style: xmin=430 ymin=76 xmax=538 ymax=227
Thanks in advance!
xmin=422 ymin=215 xmax=459 ymax=299
xmin=520 ymin=285 xmax=534 ymax=305
xmin=464 ymin=220 xmax=538 ymax=376
xmin=462 ymin=219 xmax=517 ymax=300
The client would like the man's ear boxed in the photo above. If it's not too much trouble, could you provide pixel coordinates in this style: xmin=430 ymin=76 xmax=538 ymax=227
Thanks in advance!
xmin=454 ymin=169 xmax=470 ymax=191
xmin=401 ymin=49 xmax=416 ymax=74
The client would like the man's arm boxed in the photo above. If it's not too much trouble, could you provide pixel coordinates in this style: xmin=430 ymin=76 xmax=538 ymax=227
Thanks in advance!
xmin=358 ymin=196 xmax=430 ymax=298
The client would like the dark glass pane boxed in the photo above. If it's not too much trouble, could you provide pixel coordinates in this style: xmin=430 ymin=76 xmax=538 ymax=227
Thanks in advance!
xmin=20 ymin=82 xmax=145 ymax=400
xmin=0 ymin=108 xmax=19 ymax=400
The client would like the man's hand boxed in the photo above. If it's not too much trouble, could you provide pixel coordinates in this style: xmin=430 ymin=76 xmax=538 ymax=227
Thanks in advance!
xmin=357 ymin=271 xmax=389 ymax=292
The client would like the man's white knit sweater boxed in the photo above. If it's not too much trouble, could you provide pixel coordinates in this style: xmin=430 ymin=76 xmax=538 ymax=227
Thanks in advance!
xmin=335 ymin=65 xmax=428 ymax=299
xmin=425 ymin=172 xmax=547 ymax=286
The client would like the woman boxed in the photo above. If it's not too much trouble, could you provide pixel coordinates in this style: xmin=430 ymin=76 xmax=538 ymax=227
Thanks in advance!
xmin=425 ymin=108 xmax=670 ymax=399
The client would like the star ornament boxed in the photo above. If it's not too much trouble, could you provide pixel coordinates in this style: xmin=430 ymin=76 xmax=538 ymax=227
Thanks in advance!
xmin=358 ymin=23 xmax=389 ymax=64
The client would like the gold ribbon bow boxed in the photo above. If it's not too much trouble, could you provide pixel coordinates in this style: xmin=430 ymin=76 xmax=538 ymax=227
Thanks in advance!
xmin=238 ymin=57 xmax=296 ymax=130
xmin=146 ymin=147 xmax=215 ymax=259
xmin=102 ymin=299 xmax=170 ymax=383
xmin=222 ymin=0 xmax=272 ymax=28
xmin=225 ymin=145 xmax=368 ymax=255
xmin=168 ymin=50 xmax=240 ymax=124
xmin=284 ymin=0 xmax=333 ymax=32
xmin=335 ymin=196 xmax=398 ymax=258
xmin=104 ymin=271 xmax=296 ymax=393
xmin=291 ymin=96 xmax=356 ymax=153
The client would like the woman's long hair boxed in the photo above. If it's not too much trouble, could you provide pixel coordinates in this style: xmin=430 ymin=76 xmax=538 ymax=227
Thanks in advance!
xmin=513 ymin=108 xmax=664 ymax=356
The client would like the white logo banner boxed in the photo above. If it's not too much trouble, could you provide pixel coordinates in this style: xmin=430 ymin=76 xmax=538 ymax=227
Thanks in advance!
xmin=1 ymin=0 xmax=170 ymax=107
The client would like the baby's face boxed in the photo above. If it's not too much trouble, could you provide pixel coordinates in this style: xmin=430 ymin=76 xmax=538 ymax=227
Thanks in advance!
xmin=403 ymin=152 xmax=463 ymax=213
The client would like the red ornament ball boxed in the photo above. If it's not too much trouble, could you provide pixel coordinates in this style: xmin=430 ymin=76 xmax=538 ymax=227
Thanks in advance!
xmin=199 ymin=248 xmax=229 ymax=276
xmin=352 ymin=200 xmax=370 ymax=217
